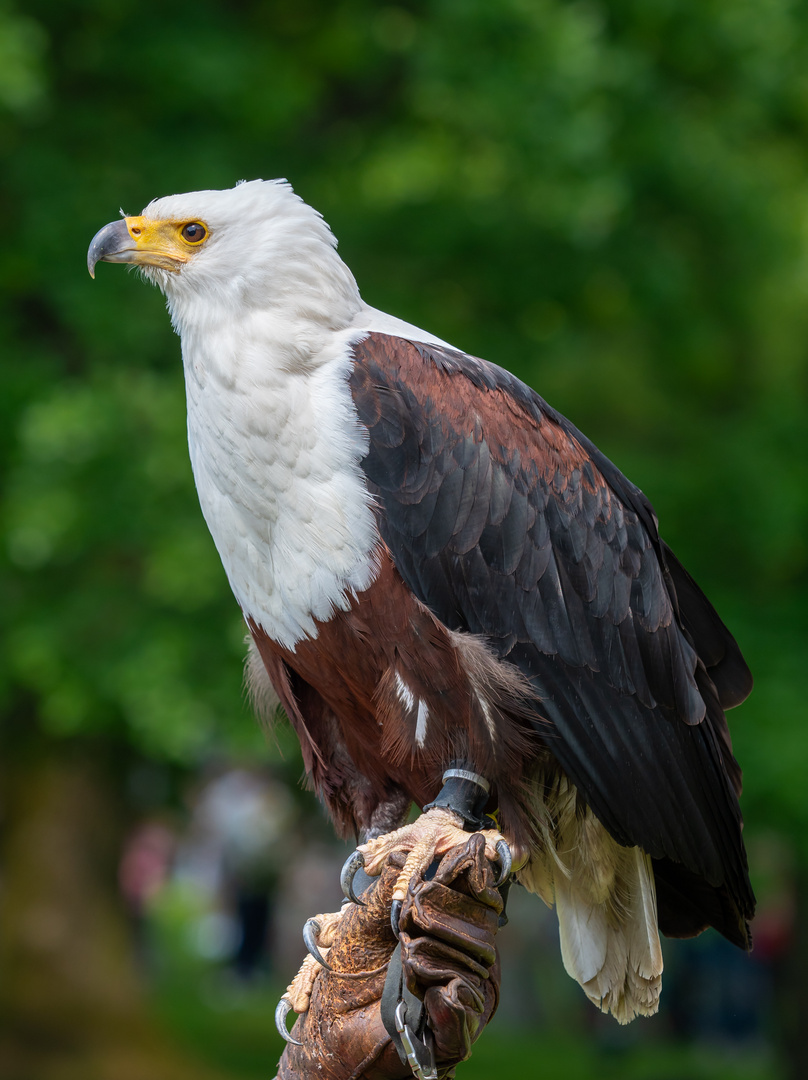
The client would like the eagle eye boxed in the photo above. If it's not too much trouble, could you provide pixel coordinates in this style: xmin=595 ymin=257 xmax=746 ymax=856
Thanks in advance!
xmin=180 ymin=222 xmax=208 ymax=244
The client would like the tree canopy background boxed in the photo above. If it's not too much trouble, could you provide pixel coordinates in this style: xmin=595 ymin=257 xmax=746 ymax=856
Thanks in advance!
xmin=1 ymin=0 xmax=807 ymax=1077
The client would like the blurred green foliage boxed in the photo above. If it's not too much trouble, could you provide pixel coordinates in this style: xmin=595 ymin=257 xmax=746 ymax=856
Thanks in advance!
xmin=1 ymin=0 xmax=807 ymax=858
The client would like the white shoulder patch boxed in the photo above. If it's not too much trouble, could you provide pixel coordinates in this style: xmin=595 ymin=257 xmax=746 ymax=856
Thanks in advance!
xmin=355 ymin=303 xmax=458 ymax=349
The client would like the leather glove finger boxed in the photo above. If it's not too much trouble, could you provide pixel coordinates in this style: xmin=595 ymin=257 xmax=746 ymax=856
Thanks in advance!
xmin=397 ymin=834 xmax=503 ymax=1067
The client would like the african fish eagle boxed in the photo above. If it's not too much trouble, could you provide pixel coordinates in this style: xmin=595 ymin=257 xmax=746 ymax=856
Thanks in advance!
xmin=88 ymin=179 xmax=754 ymax=1024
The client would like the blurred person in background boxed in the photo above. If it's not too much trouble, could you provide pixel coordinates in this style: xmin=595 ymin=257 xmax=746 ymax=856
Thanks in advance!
xmin=178 ymin=766 xmax=298 ymax=981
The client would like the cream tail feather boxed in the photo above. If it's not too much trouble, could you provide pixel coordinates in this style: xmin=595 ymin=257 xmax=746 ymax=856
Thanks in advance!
xmin=520 ymin=777 xmax=663 ymax=1024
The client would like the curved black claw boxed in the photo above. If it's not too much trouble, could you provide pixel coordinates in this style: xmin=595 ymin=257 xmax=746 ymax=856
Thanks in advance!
xmin=340 ymin=850 xmax=367 ymax=905
xmin=494 ymin=839 xmax=512 ymax=887
xmin=275 ymin=997 xmax=303 ymax=1046
xmin=303 ymin=917 xmax=332 ymax=971
xmin=390 ymin=898 xmax=402 ymax=939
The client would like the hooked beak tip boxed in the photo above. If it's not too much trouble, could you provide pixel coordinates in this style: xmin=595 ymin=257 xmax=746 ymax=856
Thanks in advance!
xmin=87 ymin=218 xmax=134 ymax=279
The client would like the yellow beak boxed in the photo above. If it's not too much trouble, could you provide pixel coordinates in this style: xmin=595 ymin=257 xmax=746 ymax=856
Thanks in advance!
xmin=87 ymin=216 xmax=191 ymax=277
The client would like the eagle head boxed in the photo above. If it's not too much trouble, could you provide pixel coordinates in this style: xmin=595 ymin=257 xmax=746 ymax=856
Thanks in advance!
xmin=88 ymin=179 xmax=361 ymax=331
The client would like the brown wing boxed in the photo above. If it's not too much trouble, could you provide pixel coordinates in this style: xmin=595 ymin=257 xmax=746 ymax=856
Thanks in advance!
xmin=349 ymin=331 xmax=754 ymax=945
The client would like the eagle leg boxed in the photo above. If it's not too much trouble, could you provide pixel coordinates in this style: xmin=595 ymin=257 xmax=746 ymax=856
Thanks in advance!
xmin=341 ymin=766 xmax=518 ymax=925
xmin=347 ymin=805 xmax=514 ymax=936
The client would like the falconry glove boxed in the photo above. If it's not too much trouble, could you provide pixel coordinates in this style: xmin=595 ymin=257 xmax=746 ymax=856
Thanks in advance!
xmin=275 ymin=834 xmax=502 ymax=1080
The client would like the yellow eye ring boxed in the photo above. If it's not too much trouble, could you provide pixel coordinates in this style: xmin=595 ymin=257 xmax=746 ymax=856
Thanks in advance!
xmin=180 ymin=222 xmax=208 ymax=244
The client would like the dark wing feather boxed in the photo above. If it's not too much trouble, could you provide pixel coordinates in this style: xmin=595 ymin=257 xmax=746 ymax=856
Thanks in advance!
xmin=349 ymin=332 xmax=754 ymax=943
